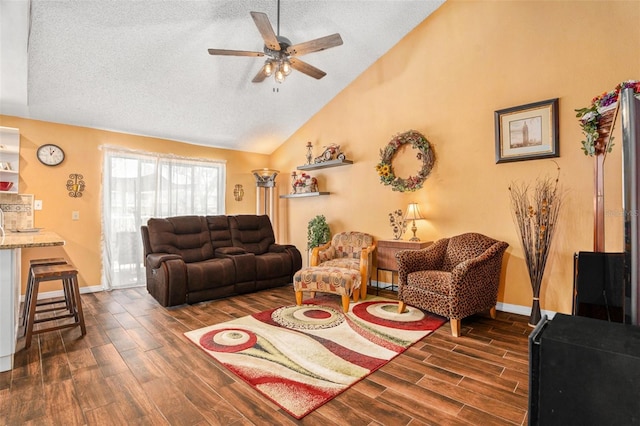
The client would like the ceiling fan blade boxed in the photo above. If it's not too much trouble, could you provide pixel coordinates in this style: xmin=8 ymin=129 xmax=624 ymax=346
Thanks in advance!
xmin=208 ymin=49 xmax=264 ymax=57
xmin=250 ymin=11 xmax=280 ymax=51
xmin=251 ymin=66 xmax=268 ymax=83
xmin=289 ymin=58 xmax=327 ymax=80
xmin=286 ymin=33 xmax=343 ymax=56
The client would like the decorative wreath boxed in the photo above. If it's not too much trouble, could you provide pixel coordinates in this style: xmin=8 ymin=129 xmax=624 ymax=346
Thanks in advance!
xmin=375 ymin=130 xmax=435 ymax=192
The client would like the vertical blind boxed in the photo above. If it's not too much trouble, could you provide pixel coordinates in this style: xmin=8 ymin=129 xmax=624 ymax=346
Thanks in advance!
xmin=101 ymin=147 xmax=226 ymax=290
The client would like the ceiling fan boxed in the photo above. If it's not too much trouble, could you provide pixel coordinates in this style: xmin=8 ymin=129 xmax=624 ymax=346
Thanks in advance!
xmin=207 ymin=0 xmax=343 ymax=84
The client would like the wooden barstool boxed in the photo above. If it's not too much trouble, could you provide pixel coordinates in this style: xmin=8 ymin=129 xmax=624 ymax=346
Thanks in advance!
xmin=21 ymin=257 xmax=69 ymax=328
xmin=24 ymin=263 xmax=86 ymax=349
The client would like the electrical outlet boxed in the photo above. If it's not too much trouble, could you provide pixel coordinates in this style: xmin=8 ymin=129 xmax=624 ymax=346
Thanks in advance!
xmin=72 ymin=211 xmax=80 ymax=221
xmin=34 ymin=200 xmax=43 ymax=210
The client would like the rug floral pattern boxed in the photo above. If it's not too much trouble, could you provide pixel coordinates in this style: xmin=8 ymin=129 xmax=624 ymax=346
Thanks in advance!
xmin=184 ymin=296 xmax=445 ymax=419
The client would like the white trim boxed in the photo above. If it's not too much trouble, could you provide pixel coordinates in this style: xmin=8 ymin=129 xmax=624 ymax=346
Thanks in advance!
xmin=30 ymin=282 xmax=560 ymax=320
xmin=496 ymin=301 xmax=557 ymax=319
xmin=372 ymin=279 xmax=557 ymax=319
xmin=20 ymin=284 xmax=103 ymax=302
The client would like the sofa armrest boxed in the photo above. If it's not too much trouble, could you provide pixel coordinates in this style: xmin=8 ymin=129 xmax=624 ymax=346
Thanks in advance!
xmin=311 ymin=241 xmax=334 ymax=266
xmin=396 ymin=238 xmax=449 ymax=288
xmin=359 ymin=243 xmax=377 ymax=280
xmin=268 ymin=243 xmax=287 ymax=253
xmin=146 ymin=253 xmax=182 ymax=269
xmin=360 ymin=243 xmax=376 ymax=263
xmin=451 ymin=241 xmax=509 ymax=297
xmin=144 ymin=255 xmax=188 ymax=307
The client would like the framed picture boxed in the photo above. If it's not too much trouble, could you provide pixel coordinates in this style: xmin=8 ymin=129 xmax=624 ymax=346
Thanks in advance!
xmin=495 ymin=98 xmax=559 ymax=163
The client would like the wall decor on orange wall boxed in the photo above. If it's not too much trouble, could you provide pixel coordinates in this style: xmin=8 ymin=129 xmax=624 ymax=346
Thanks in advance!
xmin=66 ymin=173 xmax=85 ymax=198
xmin=375 ymin=130 xmax=435 ymax=192
xmin=494 ymin=98 xmax=559 ymax=164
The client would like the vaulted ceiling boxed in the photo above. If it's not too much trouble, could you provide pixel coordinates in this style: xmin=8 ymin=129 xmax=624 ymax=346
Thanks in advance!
xmin=1 ymin=0 xmax=444 ymax=154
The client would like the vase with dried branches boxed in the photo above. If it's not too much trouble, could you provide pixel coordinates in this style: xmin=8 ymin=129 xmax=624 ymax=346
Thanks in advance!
xmin=509 ymin=165 xmax=564 ymax=326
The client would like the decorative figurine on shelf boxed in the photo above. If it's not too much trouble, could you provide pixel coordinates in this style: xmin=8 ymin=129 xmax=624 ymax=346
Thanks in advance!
xmin=293 ymin=172 xmax=318 ymax=193
xmin=389 ymin=209 xmax=407 ymax=240
xmin=305 ymin=141 xmax=313 ymax=165
xmin=290 ymin=171 xmax=298 ymax=194
xmin=313 ymin=143 xmax=346 ymax=163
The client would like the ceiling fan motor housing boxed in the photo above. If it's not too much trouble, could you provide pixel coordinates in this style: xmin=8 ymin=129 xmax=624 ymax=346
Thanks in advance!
xmin=264 ymin=36 xmax=292 ymax=58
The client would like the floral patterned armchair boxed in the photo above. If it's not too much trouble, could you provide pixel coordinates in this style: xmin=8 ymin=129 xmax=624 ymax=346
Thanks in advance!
xmin=395 ymin=233 xmax=508 ymax=337
xmin=311 ymin=231 xmax=376 ymax=300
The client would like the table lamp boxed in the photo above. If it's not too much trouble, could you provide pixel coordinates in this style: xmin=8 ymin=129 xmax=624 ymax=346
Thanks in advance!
xmin=404 ymin=202 xmax=424 ymax=241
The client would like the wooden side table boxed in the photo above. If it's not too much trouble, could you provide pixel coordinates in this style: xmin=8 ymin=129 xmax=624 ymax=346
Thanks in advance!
xmin=376 ymin=239 xmax=432 ymax=293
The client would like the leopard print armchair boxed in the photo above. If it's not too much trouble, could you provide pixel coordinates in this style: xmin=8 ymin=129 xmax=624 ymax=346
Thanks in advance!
xmin=310 ymin=231 xmax=376 ymax=300
xmin=395 ymin=232 xmax=508 ymax=336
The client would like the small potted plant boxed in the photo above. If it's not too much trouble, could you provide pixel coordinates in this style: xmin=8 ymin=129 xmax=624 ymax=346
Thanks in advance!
xmin=307 ymin=215 xmax=331 ymax=251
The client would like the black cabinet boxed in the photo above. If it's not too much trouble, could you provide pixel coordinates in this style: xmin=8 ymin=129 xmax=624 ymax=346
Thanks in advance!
xmin=573 ymin=251 xmax=627 ymax=323
xmin=529 ymin=314 xmax=640 ymax=425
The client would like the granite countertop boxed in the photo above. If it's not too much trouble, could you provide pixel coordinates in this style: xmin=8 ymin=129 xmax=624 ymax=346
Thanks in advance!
xmin=0 ymin=230 xmax=65 ymax=249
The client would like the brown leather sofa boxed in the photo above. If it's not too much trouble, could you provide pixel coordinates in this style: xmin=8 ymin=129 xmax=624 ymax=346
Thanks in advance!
xmin=140 ymin=214 xmax=302 ymax=307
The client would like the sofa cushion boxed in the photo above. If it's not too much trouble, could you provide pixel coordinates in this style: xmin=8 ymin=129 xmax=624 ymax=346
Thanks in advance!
xmin=147 ymin=216 xmax=214 ymax=263
xmin=229 ymin=215 xmax=276 ymax=255
xmin=407 ymin=270 xmax=452 ymax=295
xmin=206 ymin=215 xmax=234 ymax=250
xmin=185 ymin=258 xmax=235 ymax=292
xmin=318 ymin=258 xmax=360 ymax=270
xmin=330 ymin=232 xmax=374 ymax=259
xmin=255 ymin=252 xmax=291 ymax=279
xmin=441 ymin=232 xmax=499 ymax=272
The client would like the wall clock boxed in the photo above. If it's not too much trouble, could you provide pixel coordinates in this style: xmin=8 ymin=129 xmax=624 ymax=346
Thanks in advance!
xmin=37 ymin=144 xmax=65 ymax=166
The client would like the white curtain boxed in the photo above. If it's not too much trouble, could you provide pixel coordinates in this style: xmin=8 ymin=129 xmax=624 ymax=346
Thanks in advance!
xmin=101 ymin=147 xmax=226 ymax=290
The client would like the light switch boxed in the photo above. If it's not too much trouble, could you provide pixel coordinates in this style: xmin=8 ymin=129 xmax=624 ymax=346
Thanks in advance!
xmin=72 ymin=211 xmax=80 ymax=220
xmin=34 ymin=200 xmax=43 ymax=210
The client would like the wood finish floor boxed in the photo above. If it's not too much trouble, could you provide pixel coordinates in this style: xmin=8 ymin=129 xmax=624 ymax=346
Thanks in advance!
xmin=0 ymin=285 xmax=531 ymax=425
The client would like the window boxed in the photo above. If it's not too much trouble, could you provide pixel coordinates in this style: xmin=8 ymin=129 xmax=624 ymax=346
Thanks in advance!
xmin=101 ymin=147 xmax=226 ymax=290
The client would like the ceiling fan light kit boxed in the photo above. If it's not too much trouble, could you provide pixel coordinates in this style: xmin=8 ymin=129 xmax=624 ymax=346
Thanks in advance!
xmin=208 ymin=1 xmax=343 ymax=84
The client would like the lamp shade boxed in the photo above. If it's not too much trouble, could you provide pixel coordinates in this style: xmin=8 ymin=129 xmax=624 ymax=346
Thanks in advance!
xmin=263 ymin=60 xmax=273 ymax=76
xmin=404 ymin=203 xmax=424 ymax=221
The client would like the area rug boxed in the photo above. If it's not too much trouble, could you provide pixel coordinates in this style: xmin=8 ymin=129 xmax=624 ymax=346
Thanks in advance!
xmin=184 ymin=296 xmax=446 ymax=419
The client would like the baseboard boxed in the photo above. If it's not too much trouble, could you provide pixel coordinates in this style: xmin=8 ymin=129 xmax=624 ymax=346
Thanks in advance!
xmin=495 ymin=302 xmax=557 ymax=319
xmin=21 ymin=284 xmax=103 ymax=302
xmin=372 ymin=280 xmax=557 ymax=319
xmin=27 ymin=282 xmax=559 ymax=320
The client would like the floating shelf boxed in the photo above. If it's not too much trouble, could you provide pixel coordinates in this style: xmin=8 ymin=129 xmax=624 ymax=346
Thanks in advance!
xmin=0 ymin=147 xmax=19 ymax=154
xmin=280 ymin=192 xmax=330 ymax=199
xmin=297 ymin=159 xmax=353 ymax=171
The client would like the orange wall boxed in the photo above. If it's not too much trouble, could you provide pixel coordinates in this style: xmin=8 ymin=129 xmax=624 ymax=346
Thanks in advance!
xmin=271 ymin=0 xmax=640 ymax=314
xmin=0 ymin=116 xmax=269 ymax=293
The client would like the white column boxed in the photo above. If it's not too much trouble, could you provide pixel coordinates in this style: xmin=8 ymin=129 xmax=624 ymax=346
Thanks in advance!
xmin=251 ymin=169 xmax=279 ymax=224
xmin=0 ymin=248 xmax=20 ymax=372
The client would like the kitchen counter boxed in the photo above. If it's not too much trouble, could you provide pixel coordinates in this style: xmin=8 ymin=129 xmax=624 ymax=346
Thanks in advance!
xmin=0 ymin=230 xmax=65 ymax=249
xmin=0 ymin=230 xmax=65 ymax=371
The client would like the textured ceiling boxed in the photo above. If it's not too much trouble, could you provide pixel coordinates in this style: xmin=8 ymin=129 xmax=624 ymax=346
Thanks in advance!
xmin=1 ymin=0 xmax=444 ymax=154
